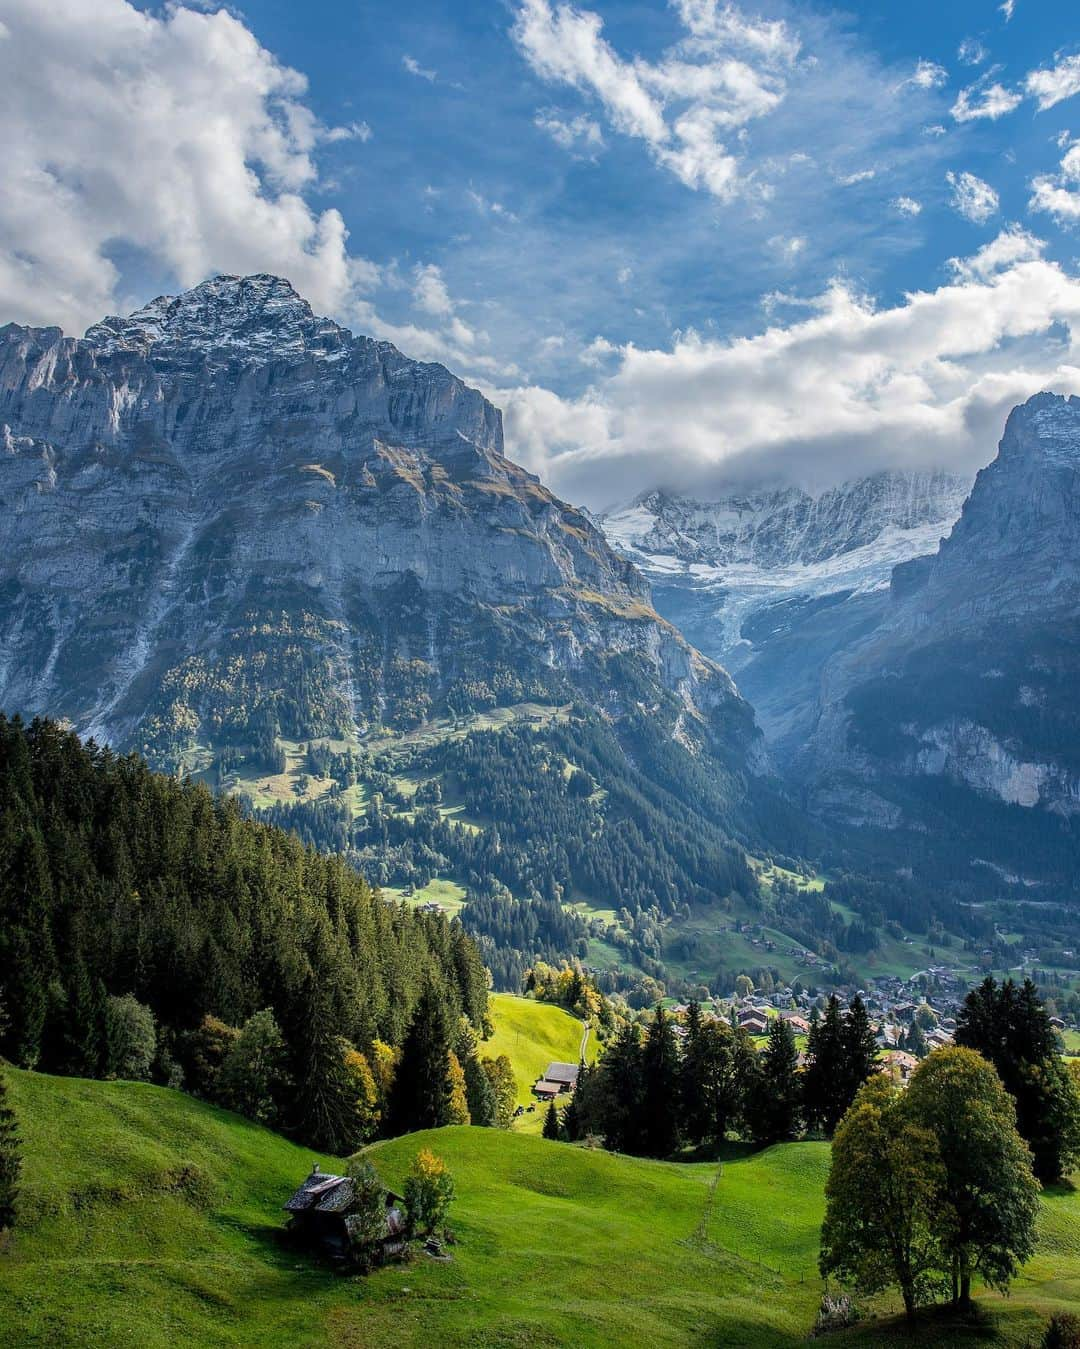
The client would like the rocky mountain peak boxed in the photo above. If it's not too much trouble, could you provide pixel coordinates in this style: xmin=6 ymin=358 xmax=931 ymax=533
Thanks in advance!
xmin=83 ymin=273 xmax=348 ymax=367
xmin=1000 ymin=391 xmax=1080 ymax=467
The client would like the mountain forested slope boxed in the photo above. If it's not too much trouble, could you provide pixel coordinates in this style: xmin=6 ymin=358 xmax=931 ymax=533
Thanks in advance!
xmin=0 ymin=714 xmax=487 ymax=1143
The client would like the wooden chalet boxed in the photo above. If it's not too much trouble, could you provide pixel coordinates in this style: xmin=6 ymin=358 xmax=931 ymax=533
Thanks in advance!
xmin=284 ymin=1164 xmax=407 ymax=1263
xmin=532 ymin=1061 xmax=580 ymax=1099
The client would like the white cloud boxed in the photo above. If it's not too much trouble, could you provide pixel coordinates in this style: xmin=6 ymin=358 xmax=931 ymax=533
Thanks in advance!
xmin=837 ymin=168 xmax=876 ymax=186
xmin=511 ymin=0 xmax=799 ymax=202
xmin=580 ymin=335 xmax=617 ymax=366
xmin=494 ymin=257 xmax=1080 ymax=507
xmin=947 ymin=224 xmax=1046 ymax=281
xmin=951 ymin=79 xmax=1022 ymax=123
xmin=321 ymin=121 xmax=372 ymax=144
xmin=958 ymin=38 xmax=988 ymax=67
xmin=403 ymin=54 xmax=437 ymax=82
xmin=413 ymin=262 xmax=453 ymax=317
xmin=1030 ymin=140 xmax=1080 ymax=224
xmin=893 ymin=196 xmax=922 ymax=216
xmin=905 ymin=59 xmax=948 ymax=90
xmin=947 ymin=169 xmax=999 ymax=223
xmin=466 ymin=189 xmax=519 ymax=223
xmin=1000 ymin=1 xmax=1016 ymax=20
xmin=534 ymin=109 xmax=605 ymax=155
xmin=1025 ymin=53 xmax=1080 ymax=112
xmin=0 ymin=0 xmax=376 ymax=333
xmin=768 ymin=234 xmax=806 ymax=263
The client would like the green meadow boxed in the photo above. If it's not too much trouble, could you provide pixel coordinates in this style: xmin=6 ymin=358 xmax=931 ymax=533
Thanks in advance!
xmin=2 ymin=1065 xmax=1079 ymax=1348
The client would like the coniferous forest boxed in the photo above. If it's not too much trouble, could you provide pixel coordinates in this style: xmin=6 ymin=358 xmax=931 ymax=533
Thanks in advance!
xmin=0 ymin=715 xmax=489 ymax=1149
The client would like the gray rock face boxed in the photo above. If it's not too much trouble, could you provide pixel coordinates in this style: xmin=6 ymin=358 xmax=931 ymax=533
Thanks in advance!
xmin=798 ymin=394 xmax=1080 ymax=864
xmin=600 ymin=471 xmax=968 ymax=752
xmin=0 ymin=275 xmax=758 ymax=777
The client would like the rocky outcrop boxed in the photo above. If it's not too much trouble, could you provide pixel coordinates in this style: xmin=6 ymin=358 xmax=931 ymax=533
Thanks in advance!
xmin=796 ymin=394 xmax=1080 ymax=870
xmin=0 ymin=275 xmax=759 ymax=778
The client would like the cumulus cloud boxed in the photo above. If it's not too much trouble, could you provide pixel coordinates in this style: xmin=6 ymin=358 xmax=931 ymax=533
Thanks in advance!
xmin=893 ymin=195 xmax=922 ymax=216
xmin=494 ymin=253 xmax=1080 ymax=507
xmin=947 ymin=170 xmax=999 ymax=223
xmin=951 ymin=78 xmax=1022 ymax=122
xmin=947 ymin=224 xmax=1046 ymax=281
xmin=1025 ymin=53 xmax=1080 ymax=112
xmin=511 ymin=0 xmax=800 ymax=201
xmin=1030 ymin=140 xmax=1080 ymax=224
xmin=1000 ymin=1 xmax=1016 ymax=20
xmin=0 ymin=0 xmax=376 ymax=333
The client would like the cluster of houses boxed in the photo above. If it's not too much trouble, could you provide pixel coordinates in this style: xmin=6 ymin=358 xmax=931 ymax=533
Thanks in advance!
xmin=531 ymin=1061 xmax=580 ymax=1102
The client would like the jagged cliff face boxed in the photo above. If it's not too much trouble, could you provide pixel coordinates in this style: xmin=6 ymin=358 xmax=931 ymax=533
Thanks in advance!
xmin=799 ymin=394 xmax=1080 ymax=877
xmin=601 ymin=471 xmax=968 ymax=751
xmin=0 ymin=275 xmax=759 ymax=778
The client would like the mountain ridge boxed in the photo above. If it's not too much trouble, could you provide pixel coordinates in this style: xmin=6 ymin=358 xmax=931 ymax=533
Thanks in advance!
xmin=0 ymin=273 xmax=756 ymax=775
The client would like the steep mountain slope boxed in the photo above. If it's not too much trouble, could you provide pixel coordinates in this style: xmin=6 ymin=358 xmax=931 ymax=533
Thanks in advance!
xmin=0 ymin=276 xmax=773 ymax=990
xmin=0 ymin=275 xmax=751 ymax=764
xmin=799 ymin=394 xmax=1080 ymax=887
xmin=601 ymin=472 xmax=968 ymax=755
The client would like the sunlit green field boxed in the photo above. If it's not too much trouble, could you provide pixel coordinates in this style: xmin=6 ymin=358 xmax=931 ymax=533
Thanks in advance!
xmin=2 ymin=1064 xmax=1077 ymax=1348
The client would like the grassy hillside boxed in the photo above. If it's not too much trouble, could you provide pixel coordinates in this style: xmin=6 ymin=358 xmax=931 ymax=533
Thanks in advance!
xmin=2 ymin=1069 xmax=1079 ymax=1347
xmin=483 ymin=993 xmax=597 ymax=1107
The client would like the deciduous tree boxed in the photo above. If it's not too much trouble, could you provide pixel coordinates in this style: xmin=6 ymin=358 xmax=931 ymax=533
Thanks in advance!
xmin=903 ymin=1046 xmax=1039 ymax=1308
xmin=820 ymin=1074 xmax=947 ymax=1323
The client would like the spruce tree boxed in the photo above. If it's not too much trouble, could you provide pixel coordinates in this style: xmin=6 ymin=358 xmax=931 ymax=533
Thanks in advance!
xmin=747 ymin=1017 xmax=801 ymax=1145
xmin=802 ymin=995 xmax=845 ymax=1134
xmin=543 ymin=1101 xmax=561 ymax=1140
xmin=840 ymin=995 xmax=878 ymax=1118
xmin=463 ymin=1053 xmax=496 ymax=1126
xmin=956 ymin=976 xmax=1080 ymax=1181
xmin=0 ymin=1067 xmax=20 ymax=1233
xmin=388 ymin=982 xmax=452 ymax=1136
xmin=640 ymin=1005 xmax=681 ymax=1157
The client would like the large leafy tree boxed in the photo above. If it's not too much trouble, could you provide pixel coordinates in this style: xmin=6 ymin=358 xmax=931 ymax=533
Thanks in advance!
xmin=820 ymin=1074 xmax=948 ymax=1323
xmin=903 ymin=1046 xmax=1040 ymax=1308
xmin=956 ymin=977 xmax=1080 ymax=1182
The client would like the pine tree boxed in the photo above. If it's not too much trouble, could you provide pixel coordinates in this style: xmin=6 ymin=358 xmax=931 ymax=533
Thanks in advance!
xmin=543 ymin=1101 xmax=561 ymax=1139
xmin=802 ymin=995 xmax=846 ymax=1134
xmin=0 ymin=1067 xmax=20 ymax=1232
xmin=388 ymin=983 xmax=452 ymax=1135
xmin=747 ymin=1017 xmax=801 ymax=1145
xmin=640 ymin=1005 xmax=681 ymax=1157
xmin=463 ymin=1053 xmax=496 ymax=1126
xmin=840 ymin=995 xmax=878 ymax=1118
xmin=560 ymin=1090 xmax=581 ymax=1141
xmin=956 ymin=977 xmax=1080 ymax=1182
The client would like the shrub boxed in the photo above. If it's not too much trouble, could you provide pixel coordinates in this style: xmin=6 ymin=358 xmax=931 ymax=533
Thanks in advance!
xmin=403 ymin=1148 xmax=454 ymax=1238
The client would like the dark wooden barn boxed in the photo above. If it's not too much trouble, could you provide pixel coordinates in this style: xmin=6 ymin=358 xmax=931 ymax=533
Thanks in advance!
xmin=284 ymin=1164 xmax=406 ymax=1263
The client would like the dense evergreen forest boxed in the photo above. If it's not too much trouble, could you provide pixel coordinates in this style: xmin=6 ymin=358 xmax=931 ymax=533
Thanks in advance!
xmin=0 ymin=715 xmax=488 ymax=1146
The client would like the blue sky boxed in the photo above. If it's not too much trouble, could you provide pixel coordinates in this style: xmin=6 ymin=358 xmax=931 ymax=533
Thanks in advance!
xmin=196 ymin=0 xmax=1080 ymax=390
xmin=5 ymin=0 xmax=1080 ymax=503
